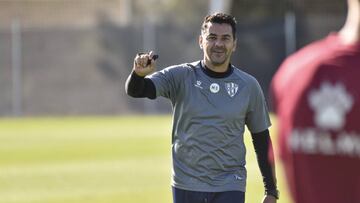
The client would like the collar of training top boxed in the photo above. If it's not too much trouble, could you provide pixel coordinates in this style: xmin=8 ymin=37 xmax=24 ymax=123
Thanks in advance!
xmin=200 ymin=60 xmax=234 ymax=78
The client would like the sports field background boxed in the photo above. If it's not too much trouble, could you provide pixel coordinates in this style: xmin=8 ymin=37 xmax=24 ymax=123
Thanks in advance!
xmin=0 ymin=115 xmax=292 ymax=203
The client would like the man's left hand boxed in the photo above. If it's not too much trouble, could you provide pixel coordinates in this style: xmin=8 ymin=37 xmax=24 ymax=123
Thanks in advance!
xmin=261 ymin=195 xmax=277 ymax=203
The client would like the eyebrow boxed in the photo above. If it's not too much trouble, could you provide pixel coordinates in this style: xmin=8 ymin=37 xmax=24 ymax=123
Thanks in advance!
xmin=207 ymin=33 xmax=232 ymax=38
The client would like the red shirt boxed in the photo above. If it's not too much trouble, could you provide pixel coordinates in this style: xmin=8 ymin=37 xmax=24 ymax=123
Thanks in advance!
xmin=271 ymin=33 xmax=360 ymax=203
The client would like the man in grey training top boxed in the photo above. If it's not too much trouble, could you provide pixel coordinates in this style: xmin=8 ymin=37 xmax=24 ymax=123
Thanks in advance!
xmin=125 ymin=13 xmax=278 ymax=203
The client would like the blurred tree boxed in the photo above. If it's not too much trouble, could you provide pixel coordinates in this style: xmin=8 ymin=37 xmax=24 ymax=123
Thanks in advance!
xmin=232 ymin=0 xmax=288 ymax=21
xmin=293 ymin=0 xmax=346 ymax=14
xmin=132 ymin=0 xmax=207 ymax=26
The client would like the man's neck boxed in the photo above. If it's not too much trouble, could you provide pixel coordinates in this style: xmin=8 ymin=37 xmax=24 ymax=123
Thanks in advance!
xmin=203 ymin=60 xmax=230 ymax=73
xmin=200 ymin=60 xmax=233 ymax=78
xmin=339 ymin=0 xmax=360 ymax=44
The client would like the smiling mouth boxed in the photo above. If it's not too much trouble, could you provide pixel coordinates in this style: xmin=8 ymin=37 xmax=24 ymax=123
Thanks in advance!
xmin=212 ymin=51 xmax=225 ymax=56
xmin=212 ymin=49 xmax=226 ymax=54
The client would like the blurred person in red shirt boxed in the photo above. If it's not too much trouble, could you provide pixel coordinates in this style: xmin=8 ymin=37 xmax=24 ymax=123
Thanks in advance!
xmin=271 ymin=0 xmax=360 ymax=202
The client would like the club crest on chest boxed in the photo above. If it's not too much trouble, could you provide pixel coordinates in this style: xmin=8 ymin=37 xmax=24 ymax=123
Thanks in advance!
xmin=225 ymin=82 xmax=239 ymax=97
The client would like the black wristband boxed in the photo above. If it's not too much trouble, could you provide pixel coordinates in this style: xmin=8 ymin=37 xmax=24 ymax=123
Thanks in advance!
xmin=265 ymin=189 xmax=279 ymax=199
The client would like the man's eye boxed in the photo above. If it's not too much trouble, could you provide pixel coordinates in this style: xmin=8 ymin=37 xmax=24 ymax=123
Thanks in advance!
xmin=207 ymin=36 xmax=216 ymax=40
xmin=222 ymin=37 xmax=231 ymax=41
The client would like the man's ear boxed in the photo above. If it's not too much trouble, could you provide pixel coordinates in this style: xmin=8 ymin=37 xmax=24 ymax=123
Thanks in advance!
xmin=199 ymin=35 xmax=203 ymax=49
xmin=232 ymin=39 xmax=237 ymax=52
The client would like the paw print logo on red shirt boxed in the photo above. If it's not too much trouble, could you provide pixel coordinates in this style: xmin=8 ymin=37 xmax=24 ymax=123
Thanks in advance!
xmin=308 ymin=82 xmax=353 ymax=131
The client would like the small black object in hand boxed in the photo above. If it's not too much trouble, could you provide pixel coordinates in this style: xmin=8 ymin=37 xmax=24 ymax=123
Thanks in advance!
xmin=146 ymin=54 xmax=159 ymax=66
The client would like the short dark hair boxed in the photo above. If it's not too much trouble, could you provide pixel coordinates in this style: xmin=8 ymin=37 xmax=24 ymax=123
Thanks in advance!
xmin=201 ymin=13 xmax=237 ymax=39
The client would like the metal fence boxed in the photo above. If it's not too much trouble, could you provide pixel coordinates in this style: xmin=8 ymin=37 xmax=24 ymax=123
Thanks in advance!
xmin=0 ymin=0 xmax=346 ymax=116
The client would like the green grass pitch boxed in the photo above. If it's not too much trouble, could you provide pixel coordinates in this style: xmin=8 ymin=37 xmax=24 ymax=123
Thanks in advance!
xmin=0 ymin=115 xmax=292 ymax=203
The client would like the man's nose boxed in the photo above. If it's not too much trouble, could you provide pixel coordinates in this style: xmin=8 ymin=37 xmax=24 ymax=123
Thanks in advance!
xmin=214 ymin=39 xmax=224 ymax=47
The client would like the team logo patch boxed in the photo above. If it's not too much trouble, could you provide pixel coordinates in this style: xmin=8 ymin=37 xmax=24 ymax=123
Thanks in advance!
xmin=210 ymin=83 xmax=220 ymax=93
xmin=225 ymin=82 xmax=239 ymax=97
xmin=308 ymin=81 xmax=353 ymax=130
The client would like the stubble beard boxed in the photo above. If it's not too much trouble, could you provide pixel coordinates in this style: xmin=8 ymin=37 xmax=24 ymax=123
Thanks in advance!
xmin=209 ymin=50 xmax=229 ymax=67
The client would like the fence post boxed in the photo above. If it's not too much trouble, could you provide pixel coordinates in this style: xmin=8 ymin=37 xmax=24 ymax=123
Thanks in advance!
xmin=11 ymin=19 xmax=22 ymax=116
xmin=285 ymin=11 xmax=297 ymax=56
xmin=142 ymin=13 xmax=157 ymax=114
